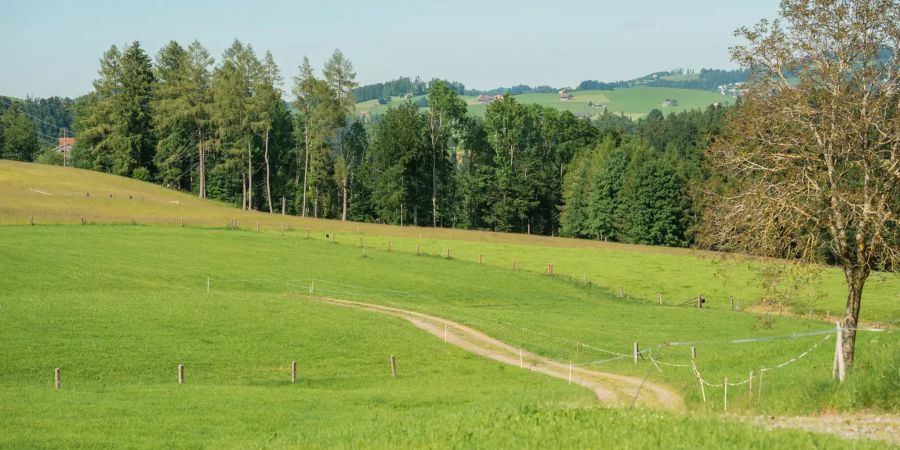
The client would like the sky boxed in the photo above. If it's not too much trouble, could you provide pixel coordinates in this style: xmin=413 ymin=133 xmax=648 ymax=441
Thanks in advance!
xmin=1 ymin=0 xmax=781 ymax=99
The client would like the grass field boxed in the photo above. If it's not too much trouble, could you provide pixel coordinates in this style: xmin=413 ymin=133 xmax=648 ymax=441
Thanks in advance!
xmin=3 ymin=161 xmax=897 ymax=321
xmin=3 ymin=161 xmax=899 ymax=447
xmin=354 ymin=86 xmax=733 ymax=119
xmin=1 ymin=224 xmax=896 ymax=448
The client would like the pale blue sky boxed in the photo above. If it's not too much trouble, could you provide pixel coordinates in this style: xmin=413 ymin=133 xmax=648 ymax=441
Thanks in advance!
xmin=1 ymin=0 xmax=781 ymax=98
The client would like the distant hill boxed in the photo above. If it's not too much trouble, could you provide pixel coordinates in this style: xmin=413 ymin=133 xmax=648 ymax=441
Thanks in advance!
xmin=356 ymin=86 xmax=732 ymax=120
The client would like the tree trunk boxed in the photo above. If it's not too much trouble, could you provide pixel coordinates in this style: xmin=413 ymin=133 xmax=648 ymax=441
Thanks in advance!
xmin=198 ymin=129 xmax=206 ymax=199
xmin=841 ymin=267 xmax=868 ymax=368
xmin=247 ymin=141 xmax=253 ymax=210
xmin=264 ymin=128 xmax=273 ymax=214
xmin=242 ymin=173 xmax=247 ymax=210
xmin=301 ymin=126 xmax=310 ymax=217
xmin=341 ymin=176 xmax=348 ymax=221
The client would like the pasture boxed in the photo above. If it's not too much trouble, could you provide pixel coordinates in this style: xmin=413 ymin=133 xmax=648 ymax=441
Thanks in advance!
xmin=354 ymin=86 xmax=733 ymax=119
xmin=1 ymin=161 xmax=898 ymax=447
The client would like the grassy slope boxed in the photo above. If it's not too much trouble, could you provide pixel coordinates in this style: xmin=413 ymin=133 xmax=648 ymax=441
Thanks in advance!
xmin=3 ymin=160 xmax=897 ymax=321
xmin=355 ymin=87 xmax=733 ymax=119
xmin=0 ymin=225 xmax=895 ymax=448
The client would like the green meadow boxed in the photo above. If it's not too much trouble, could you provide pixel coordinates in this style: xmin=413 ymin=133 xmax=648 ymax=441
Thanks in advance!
xmin=1 ymin=162 xmax=897 ymax=447
xmin=355 ymin=86 xmax=733 ymax=119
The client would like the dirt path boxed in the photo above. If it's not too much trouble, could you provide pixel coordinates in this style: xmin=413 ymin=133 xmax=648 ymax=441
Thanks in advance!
xmin=311 ymin=296 xmax=684 ymax=410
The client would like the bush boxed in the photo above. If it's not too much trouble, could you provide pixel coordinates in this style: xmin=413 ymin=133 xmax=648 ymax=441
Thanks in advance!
xmin=132 ymin=167 xmax=151 ymax=181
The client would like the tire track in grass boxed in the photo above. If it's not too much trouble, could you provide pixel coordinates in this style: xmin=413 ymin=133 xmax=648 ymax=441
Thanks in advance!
xmin=310 ymin=296 xmax=684 ymax=410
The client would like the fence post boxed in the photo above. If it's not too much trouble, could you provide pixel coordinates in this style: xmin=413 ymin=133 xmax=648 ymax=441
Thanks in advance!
xmin=180 ymin=216 xmax=184 ymax=228
xmin=390 ymin=355 xmax=397 ymax=379
xmin=730 ymin=296 xmax=735 ymax=310
xmin=633 ymin=342 xmax=639 ymax=363
xmin=833 ymin=321 xmax=845 ymax=383
xmin=697 ymin=295 xmax=703 ymax=309
xmin=583 ymin=273 xmax=589 ymax=285
xmin=178 ymin=364 xmax=184 ymax=385
xmin=692 ymin=361 xmax=706 ymax=403
xmin=387 ymin=241 xmax=391 ymax=252
xmin=724 ymin=377 xmax=728 ymax=412
xmin=291 ymin=361 xmax=297 ymax=383
xmin=479 ymin=254 xmax=483 ymax=264
xmin=30 ymin=215 xmax=34 ymax=226
xmin=691 ymin=346 xmax=697 ymax=361
xmin=359 ymin=236 xmax=363 ymax=248
xmin=519 ymin=348 xmax=523 ymax=368
xmin=131 ymin=216 xmax=135 ymax=226
xmin=256 ymin=222 xmax=260 ymax=232
xmin=512 ymin=258 xmax=517 ymax=270
xmin=281 ymin=197 xmax=286 ymax=215
xmin=657 ymin=293 xmax=662 ymax=305
xmin=618 ymin=287 xmax=624 ymax=298
xmin=757 ymin=370 xmax=764 ymax=406
xmin=309 ymin=281 xmax=314 ymax=294
xmin=416 ymin=244 xmax=420 ymax=256
xmin=444 ymin=324 xmax=447 ymax=342
xmin=568 ymin=362 xmax=573 ymax=384
xmin=54 ymin=367 xmax=61 ymax=390
xmin=207 ymin=277 xmax=210 ymax=294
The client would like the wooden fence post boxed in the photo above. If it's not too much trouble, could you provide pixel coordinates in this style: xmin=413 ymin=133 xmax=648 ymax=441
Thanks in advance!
xmin=131 ymin=216 xmax=135 ymax=226
xmin=692 ymin=361 xmax=706 ymax=403
xmin=657 ymin=293 xmax=662 ymax=305
xmin=568 ymin=362 xmax=573 ymax=384
xmin=730 ymin=296 xmax=735 ymax=310
xmin=207 ymin=277 xmax=210 ymax=294
xmin=583 ymin=273 xmax=589 ymax=285
xmin=256 ymin=222 xmax=260 ymax=232
xmin=387 ymin=241 xmax=392 ymax=252
xmin=359 ymin=236 xmax=363 ymax=248
xmin=479 ymin=254 xmax=483 ymax=264
xmin=697 ymin=295 xmax=703 ymax=309
xmin=691 ymin=346 xmax=697 ymax=361
xmin=178 ymin=364 xmax=184 ymax=384
xmin=416 ymin=244 xmax=420 ymax=256
xmin=291 ymin=361 xmax=297 ymax=383
xmin=30 ymin=215 xmax=34 ymax=226
xmin=633 ymin=342 xmax=639 ymax=363
xmin=180 ymin=216 xmax=184 ymax=228
xmin=306 ymin=229 xmax=310 ymax=239
xmin=80 ymin=216 xmax=84 ymax=225
xmin=519 ymin=348 xmax=524 ymax=368
xmin=512 ymin=258 xmax=517 ymax=270
xmin=281 ymin=223 xmax=284 ymax=236
xmin=390 ymin=355 xmax=397 ymax=379
xmin=54 ymin=367 xmax=61 ymax=390
xmin=833 ymin=321 xmax=845 ymax=383
xmin=724 ymin=377 xmax=728 ymax=412
xmin=618 ymin=287 xmax=624 ymax=298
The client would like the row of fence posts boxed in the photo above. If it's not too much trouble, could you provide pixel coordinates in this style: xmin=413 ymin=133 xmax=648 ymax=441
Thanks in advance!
xmin=50 ymin=357 xmax=402 ymax=389
xmin=31 ymin=214 xmax=833 ymax=318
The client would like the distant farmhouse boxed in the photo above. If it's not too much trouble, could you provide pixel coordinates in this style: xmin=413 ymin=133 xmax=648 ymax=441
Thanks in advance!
xmin=476 ymin=94 xmax=506 ymax=104
xmin=559 ymin=89 xmax=574 ymax=102
xmin=661 ymin=99 xmax=678 ymax=107
xmin=54 ymin=137 xmax=74 ymax=154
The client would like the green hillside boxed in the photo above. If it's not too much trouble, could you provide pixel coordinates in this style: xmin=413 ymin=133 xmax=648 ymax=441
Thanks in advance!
xmin=355 ymin=87 xmax=733 ymax=120
xmin=1 ymin=161 xmax=897 ymax=447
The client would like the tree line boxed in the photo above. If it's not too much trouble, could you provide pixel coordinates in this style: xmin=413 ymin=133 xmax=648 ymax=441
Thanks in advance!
xmin=18 ymin=38 xmax=731 ymax=248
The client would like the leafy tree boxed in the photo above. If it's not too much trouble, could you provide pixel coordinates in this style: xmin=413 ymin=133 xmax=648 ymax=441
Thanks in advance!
xmin=212 ymin=40 xmax=260 ymax=209
xmin=426 ymin=80 xmax=467 ymax=226
xmin=369 ymin=101 xmax=428 ymax=224
xmin=704 ymin=0 xmax=899 ymax=368
xmin=0 ymin=103 xmax=40 ymax=161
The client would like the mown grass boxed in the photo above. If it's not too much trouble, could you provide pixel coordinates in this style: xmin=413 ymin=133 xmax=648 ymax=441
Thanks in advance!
xmin=4 ymin=160 xmax=897 ymax=322
xmin=1 ymin=224 xmax=896 ymax=448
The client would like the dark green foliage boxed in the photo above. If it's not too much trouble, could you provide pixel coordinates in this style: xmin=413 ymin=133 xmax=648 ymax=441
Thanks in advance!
xmin=0 ymin=103 xmax=40 ymax=161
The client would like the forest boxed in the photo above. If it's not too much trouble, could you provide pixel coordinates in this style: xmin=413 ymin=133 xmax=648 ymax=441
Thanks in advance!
xmin=4 ymin=39 xmax=730 ymax=247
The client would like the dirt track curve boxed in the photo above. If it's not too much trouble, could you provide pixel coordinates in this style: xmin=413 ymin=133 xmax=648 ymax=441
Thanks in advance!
xmin=312 ymin=296 xmax=684 ymax=410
